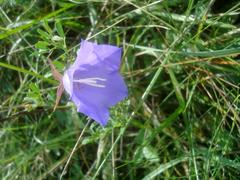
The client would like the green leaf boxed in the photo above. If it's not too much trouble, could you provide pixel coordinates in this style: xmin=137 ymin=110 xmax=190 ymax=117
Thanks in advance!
xmin=55 ymin=20 xmax=65 ymax=38
xmin=142 ymin=146 xmax=160 ymax=163
xmin=37 ymin=29 xmax=51 ymax=40
xmin=23 ymin=83 xmax=44 ymax=109
xmin=35 ymin=41 xmax=49 ymax=49
xmin=43 ymin=20 xmax=52 ymax=34
xmin=52 ymin=35 xmax=63 ymax=41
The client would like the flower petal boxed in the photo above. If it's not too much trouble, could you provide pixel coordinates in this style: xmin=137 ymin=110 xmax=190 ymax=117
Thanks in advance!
xmin=93 ymin=44 xmax=122 ymax=71
xmin=74 ymin=40 xmax=98 ymax=66
xmin=62 ymin=69 xmax=72 ymax=96
xmin=73 ymin=63 xmax=128 ymax=107
xmin=72 ymin=97 xmax=110 ymax=126
xmin=74 ymin=40 xmax=122 ymax=71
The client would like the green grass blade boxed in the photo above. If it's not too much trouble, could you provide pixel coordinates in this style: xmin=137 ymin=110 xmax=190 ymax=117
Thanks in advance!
xmin=0 ymin=61 xmax=56 ymax=84
xmin=142 ymin=157 xmax=189 ymax=180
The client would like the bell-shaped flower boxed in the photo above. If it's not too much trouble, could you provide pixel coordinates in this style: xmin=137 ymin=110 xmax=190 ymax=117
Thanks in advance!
xmin=59 ymin=40 xmax=128 ymax=126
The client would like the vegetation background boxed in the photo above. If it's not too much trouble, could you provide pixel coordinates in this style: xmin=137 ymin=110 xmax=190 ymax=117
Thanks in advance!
xmin=0 ymin=0 xmax=240 ymax=179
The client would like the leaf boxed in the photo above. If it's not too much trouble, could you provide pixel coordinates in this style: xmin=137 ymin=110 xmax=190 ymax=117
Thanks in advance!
xmin=37 ymin=29 xmax=51 ymax=41
xmin=23 ymin=83 xmax=44 ymax=108
xmin=52 ymin=35 xmax=63 ymax=41
xmin=142 ymin=146 xmax=159 ymax=163
xmin=43 ymin=20 xmax=52 ymax=34
xmin=35 ymin=41 xmax=49 ymax=49
xmin=55 ymin=20 xmax=65 ymax=38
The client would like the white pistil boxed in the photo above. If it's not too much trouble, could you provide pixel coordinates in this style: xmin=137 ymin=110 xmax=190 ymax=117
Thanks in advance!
xmin=73 ymin=77 xmax=106 ymax=88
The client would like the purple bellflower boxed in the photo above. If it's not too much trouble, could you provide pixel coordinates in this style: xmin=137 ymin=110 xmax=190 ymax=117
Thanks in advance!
xmin=49 ymin=40 xmax=128 ymax=126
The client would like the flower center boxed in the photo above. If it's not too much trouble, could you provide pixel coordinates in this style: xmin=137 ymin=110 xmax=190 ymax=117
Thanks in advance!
xmin=73 ymin=77 xmax=106 ymax=88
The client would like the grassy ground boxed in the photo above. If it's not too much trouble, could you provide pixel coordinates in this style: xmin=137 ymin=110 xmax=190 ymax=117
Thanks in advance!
xmin=0 ymin=0 xmax=240 ymax=179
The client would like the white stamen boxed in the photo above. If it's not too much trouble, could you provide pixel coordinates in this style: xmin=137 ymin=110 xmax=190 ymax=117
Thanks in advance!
xmin=73 ymin=78 xmax=106 ymax=88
